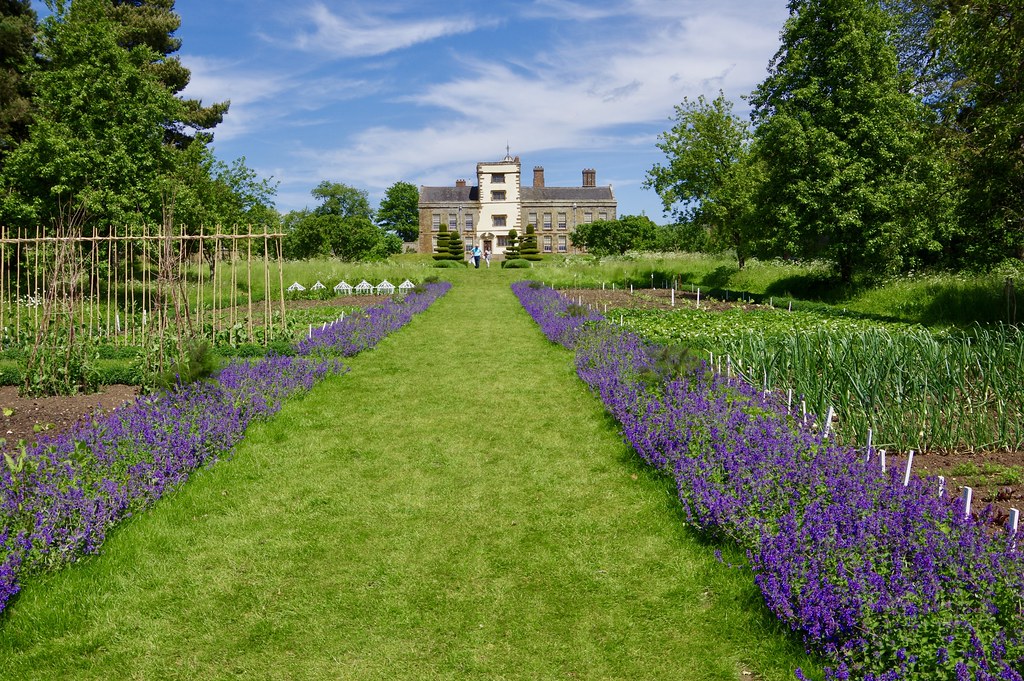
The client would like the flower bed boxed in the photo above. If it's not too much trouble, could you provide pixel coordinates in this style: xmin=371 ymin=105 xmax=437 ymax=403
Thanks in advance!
xmin=512 ymin=281 xmax=1024 ymax=681
xmin=0 ymin=282 xmax=450 ymax=614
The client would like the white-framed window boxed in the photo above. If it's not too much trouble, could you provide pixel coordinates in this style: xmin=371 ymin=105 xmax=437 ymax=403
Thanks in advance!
xmin=432 ymin=214 xmax=441 ymax=231
xmin=492 ymin=173 xmax=505 ymax=183
xmin=543 ymin=236 xmax=553 ymax=252
xmin=465 ymin=214 xmax=474 ymax=231
xmin=494 ymin=215 xmax=507 ymax=227
xmin=491 ymin=190 xmax=506 ymax=201
xmin=528 ymin=212 xmax=537 ymax=228
xmin=432 ymin=236 xmax=439 ymax=251
xmin=557 ymin=235 xmax=567 ymax=252
xmin=557 ymin=213 xmax=566 ymax=230
xmin=584 ymin=211 xmax=593 ymax=223
xmin=448 ymin=213 xmax=458 ymax=229
xmin=599 ymin=212 xmax=608 ymax=221
xmin=543 ymin=213 xmax=552 ymax=230
xmin=497 ymin=235 xmax=508 ymax=247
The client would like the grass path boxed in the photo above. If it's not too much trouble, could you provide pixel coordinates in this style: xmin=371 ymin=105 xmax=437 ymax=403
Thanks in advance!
xmin=0 ymin=272 xmax=817 ymax=680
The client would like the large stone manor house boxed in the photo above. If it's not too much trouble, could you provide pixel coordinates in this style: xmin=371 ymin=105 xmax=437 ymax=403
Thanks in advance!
xmin=417 ymin=153 xmax=617 ymax=259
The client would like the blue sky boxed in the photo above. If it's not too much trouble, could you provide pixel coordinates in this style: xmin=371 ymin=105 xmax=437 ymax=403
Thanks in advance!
xmin=32 ymin=0 xmax=790 ymax=222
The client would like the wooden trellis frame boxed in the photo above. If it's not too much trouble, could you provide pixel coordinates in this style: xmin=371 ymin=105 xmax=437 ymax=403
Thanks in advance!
xmin=0 ymin=225 xmax=287 ymax=349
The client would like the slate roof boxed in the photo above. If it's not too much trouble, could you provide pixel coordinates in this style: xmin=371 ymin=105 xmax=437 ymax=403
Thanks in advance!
xmin=419 ymin=186 xmax=479 ymax=203
xmin=419 ymin=185 xmax=613 ymax=203
xmin=521 ymin=187 xmax=614 ymax=202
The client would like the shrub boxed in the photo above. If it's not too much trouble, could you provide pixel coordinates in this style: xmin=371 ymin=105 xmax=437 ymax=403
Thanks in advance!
xmin=433 ymin=259 xmax=465 ymax=268
xmin=520 ymin=224 xmax=542 ymax=261
xmin=502 ymin=258 xmax=532 ymax=269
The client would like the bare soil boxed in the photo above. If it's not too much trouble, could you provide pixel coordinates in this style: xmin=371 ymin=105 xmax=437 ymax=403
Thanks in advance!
xmin=0 ymin=384 xmax=140 ymax=453
xmin=566 ymin=286 xmax=1024 ymax=521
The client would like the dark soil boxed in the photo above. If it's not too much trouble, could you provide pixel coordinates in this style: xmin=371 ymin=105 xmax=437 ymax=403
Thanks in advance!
xmin=0 ymin=384 xmax=139 ymax=453
xmin=565 ymin=286 xmax=1024 ymax=520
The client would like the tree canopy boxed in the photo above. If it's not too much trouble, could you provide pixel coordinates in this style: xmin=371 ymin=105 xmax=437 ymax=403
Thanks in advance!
xmin=645 ymin=93 xmax=761 ymax=267
xmin=749 ymin=0 xmax=941 ymax=282
xmin=376 ymin=180 xmax=419 ymax=242
xmin=570 ymin=215 xmax=657 ymax=256
xmin=284 ymin=181 xmax=399 ymax=261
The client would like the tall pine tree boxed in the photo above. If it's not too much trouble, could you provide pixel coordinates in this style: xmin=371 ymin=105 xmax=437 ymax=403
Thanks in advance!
xmin=0 ymin=0 xmax=37 ymax=163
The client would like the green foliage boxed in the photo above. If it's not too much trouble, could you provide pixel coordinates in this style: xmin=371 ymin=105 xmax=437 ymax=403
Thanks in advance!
xmin=0 ymin=0 xmax=181 ymax=229
xmin=750 ymin=0 xmax=944 ymax=283
xmin=0 ymin=0 xmax=36 ymax=163
xmin=105 ymin=0 xmax=228 ymax=148
xmin=505 ymin=228 xmax=520 ymax=259
xmin=153 ymin=340 xmax=219 ymax=392
xmin=570 ymin=215 xmax=657 ymax=257
xmin=432 ymin=224 xmax=456 ymax=261
xmin=20 ymin=331 xmax=99 ymax=397
xmin=520 ymin=224 xmax=541 ymax=261
xmin=432 ymin=259 xmax=465 ymax=268
xmin=645 ymin=93 xmax=762 ymax=266
xmin=284 ymin=182 xmax=396 ymax=261
xmin=312 ymin=180 xmax=373 ymax=220
xmin=376 ymin=180 xmax=420 ymax=242
xmin=502 ymin=258 xmax=531 ymax=269
xmin=445 ymin=227 xmax=464 ymax=261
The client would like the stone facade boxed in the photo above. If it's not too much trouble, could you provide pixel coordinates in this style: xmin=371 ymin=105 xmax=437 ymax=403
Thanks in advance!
xmin=417 ymin=155 xmax=616 ymax=259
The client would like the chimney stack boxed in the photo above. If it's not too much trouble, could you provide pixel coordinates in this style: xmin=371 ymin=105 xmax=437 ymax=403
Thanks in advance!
xmin=582 ymin=169 xmax=596 ymax=187
xmin=455 ymin=179 xmax=466 ymax=187
xmin=533 ymin=166 xmax=545 ymax=188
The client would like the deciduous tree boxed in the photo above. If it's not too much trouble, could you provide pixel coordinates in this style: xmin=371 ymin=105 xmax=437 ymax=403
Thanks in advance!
xmin=376 ymin=180 xmax=419 ymax=242
xmin=570 ymin=215 xmax=657 ymax=257
xmin=0 ymin=0 xmax=37 ymax=163
xmin=750 ymin=0 xmax=941 ymax=282
xmin=644 ymin=93 xmax=762 ymax=267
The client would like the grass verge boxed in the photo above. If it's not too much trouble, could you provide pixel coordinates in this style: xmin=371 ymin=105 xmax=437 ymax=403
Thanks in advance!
xmin=0 ymin=268 xmax=819 ymax=680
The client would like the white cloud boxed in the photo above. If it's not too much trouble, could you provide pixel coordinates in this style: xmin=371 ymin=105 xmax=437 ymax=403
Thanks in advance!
xmin=180 ymin=55 xmax=382 ymax=141
xmin=284 ymin=2 xmax=488 ymax=58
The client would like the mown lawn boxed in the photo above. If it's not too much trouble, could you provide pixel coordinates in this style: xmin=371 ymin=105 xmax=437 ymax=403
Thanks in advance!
xmin=0 ymin=269 xmax=819 ymax=680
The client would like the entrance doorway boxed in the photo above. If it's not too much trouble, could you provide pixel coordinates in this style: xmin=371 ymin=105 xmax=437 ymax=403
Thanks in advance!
xmin=483 ymin=239 xmax=493 ymax=254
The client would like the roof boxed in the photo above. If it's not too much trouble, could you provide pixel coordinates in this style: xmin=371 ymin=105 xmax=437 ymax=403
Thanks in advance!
xmin=521 ymin=187 xmax=614 ymax=202
xmin=419 ymin=186 xmax=479 ymax=203
xmin=419 ymin=185 xmax=613 ymax=204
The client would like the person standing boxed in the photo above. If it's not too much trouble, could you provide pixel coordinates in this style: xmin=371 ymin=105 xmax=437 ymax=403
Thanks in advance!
xmin=472 ymin=244 xmax=482 ymax=268
xmin=484 ymin=249 xmax=491 ymax=268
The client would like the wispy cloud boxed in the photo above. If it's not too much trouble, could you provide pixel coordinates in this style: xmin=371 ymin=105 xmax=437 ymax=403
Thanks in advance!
xmin=284 ymin=2 xmax=488 ymax=58
xmin=287 ymin=3 xmax=784 ymax=204
xmin=180 ymin=55 xmax=382 ymax=141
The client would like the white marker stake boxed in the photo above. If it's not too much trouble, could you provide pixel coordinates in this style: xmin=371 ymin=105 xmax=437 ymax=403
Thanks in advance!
xmin=602 ymin=282 xmax=605 ymax=290
xmin=787 ymin=388 xmax=793 ymax=412
xmin=115 ymin=311 xmax=121 ymax=333
xmin=696 ymin=288 xmax=701 ymax=308
xmin=671 ymin=288 xmax=675 ymax=307
xmin=962 ymin=486 xmax=973 ymax=519
xmin=938 ymin=475 xmax=945 ymax=497
xmin=865 ymin=429 xmax=873 ymax=463
xmin=801 ymin=400 xmax=807 ymax=425
xmin=309 ymin=324 xmax=312 ymax=338
xmin=879 ymin=449 xmax=887 ymax=474
xmin=903 ymin=450 xmax=915 ymax=486
xmin=788 ymin=301 xmax=792 ymax=312
xmin=770 ymin=297 xmax=773 ymax=308
xmin=823 ymin=405 xmax=835 ymax=439
xmin=630 ymin=284 xmax=633 ymax=293
xmin=1010 ymin=508 xmax=1020 ymax=534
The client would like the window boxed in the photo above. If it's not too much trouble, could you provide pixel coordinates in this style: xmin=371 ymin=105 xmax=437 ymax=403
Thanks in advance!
xmin=528 ymin=212 xmax=537 ymax=228
xmin=497 ymin=235 xmax=508 ymax=247
xmin=543 ymin=236 xmax=553 ymax=252
xmin=465 ymin=214 xmax=474 ymax=231
xmin=432 ymin=214 xmax=441 ymax=231
xmin=543 ymin=213 xmax=552 ymax=230
xmin=492 ymin=173 xmax=505 ymax=183
xmin=432 ymin=236 xmax=439 ymax=251
xmin=557 ymin=236 xmax=567 ymax=253
xmin=491 ymin=190 xmax=506 ymax=201
xmin=584 ymin=211 xmax=593 ymax=223
xmin=448 ymin=213 xmax=458 ymax=229
xmin=493 ymin=215 xmax=507 ymax=227
xmin=557 ymin=213 xmax=567 ymax=230
xmin=599 ymin=212 xmax=608 ymax=221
